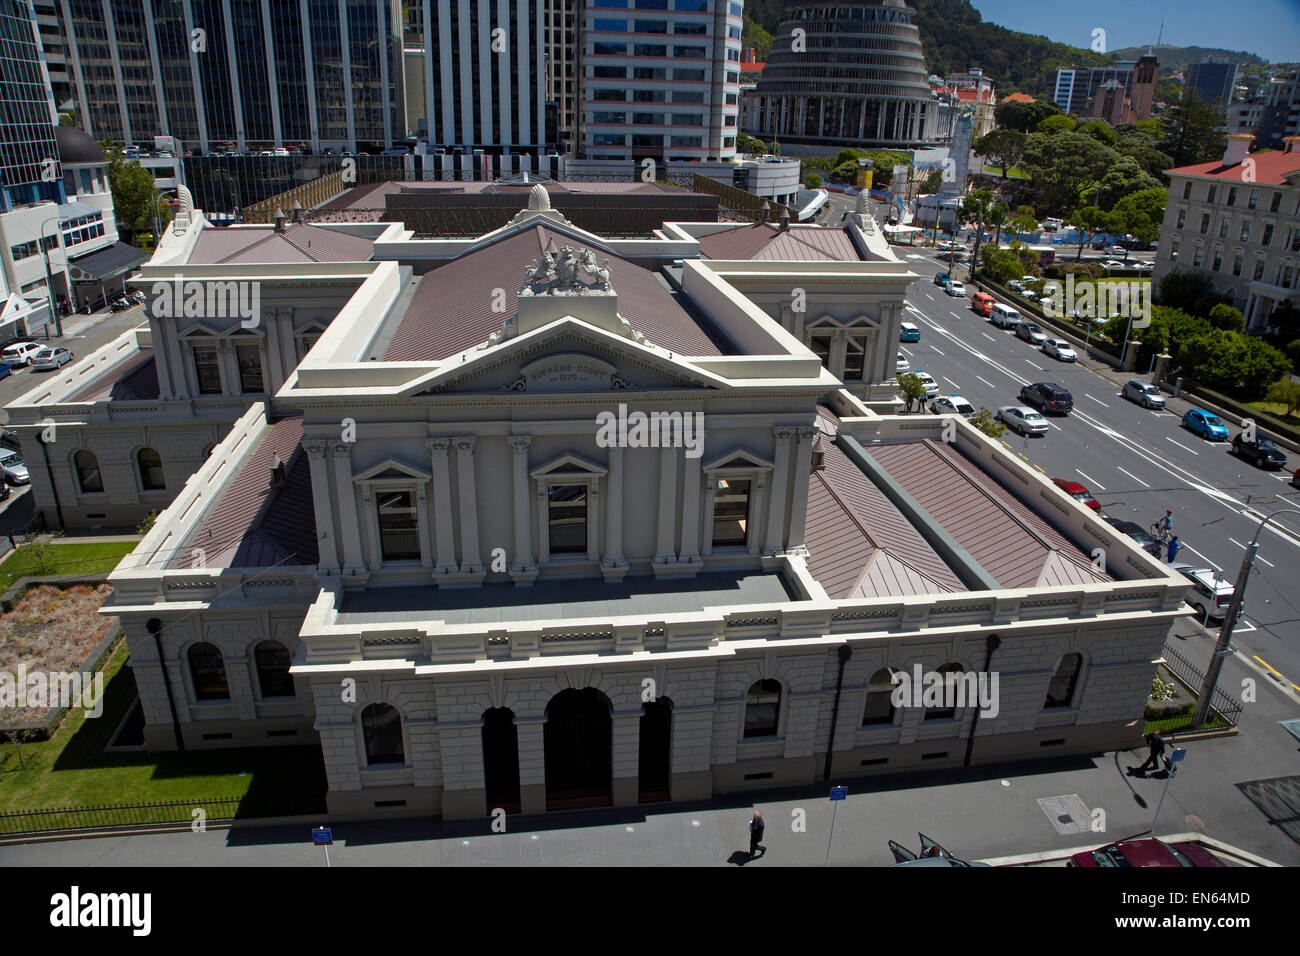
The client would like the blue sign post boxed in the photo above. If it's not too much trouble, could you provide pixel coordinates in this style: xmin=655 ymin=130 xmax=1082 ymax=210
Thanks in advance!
xmin=313 ymin=826 xmax=333 ymax=867
xmin=825 ymin=787 xmax=848 ymax=866
xmin=1152 ymin=748 xmax=1187 ymax=834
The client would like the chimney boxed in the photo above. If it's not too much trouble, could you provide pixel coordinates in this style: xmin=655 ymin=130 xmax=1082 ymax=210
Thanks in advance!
xmin=779 ymin=207 xmax=790 ymax=231
xmin=272 ymin=207 xmax=286 ymax=232
xmin=270 ymin=454 xmax=286 ymax=488
xmin=291 ymin=199 xmax=303 ymax=223
xmin=1222 ymin=133 xmax=1252 ymax=167
xmin=760 ymin=200 xmax=770 ymax=223
xmin=1285 ymin=136 xmax=1300 ymax=154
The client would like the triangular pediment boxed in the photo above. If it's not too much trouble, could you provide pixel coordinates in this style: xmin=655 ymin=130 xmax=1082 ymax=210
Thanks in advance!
xmin=354 ymin=457 xmax=433 ymax=481
xmin=405 ymin=319 xmax=731 ymax=397
xmin=703 ymin=448 xmax=774 ymax=472
xmin=531 ymin=452 xmax=608 ymax=478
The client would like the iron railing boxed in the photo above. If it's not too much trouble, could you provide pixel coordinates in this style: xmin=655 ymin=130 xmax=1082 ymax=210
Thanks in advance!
xmin=0 ymin=798 xmax=242 ymax=836
xmin=1144 ymin=642 xmax=1242 ymax=735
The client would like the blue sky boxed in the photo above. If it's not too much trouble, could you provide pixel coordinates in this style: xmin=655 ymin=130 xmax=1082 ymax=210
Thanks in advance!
xmin=969 ymin=0 xmax=1300 ymax=64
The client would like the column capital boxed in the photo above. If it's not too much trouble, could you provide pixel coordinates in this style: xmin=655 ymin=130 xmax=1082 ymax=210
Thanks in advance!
xmin=426 ymin=437 xmax=451 ymax=455
xmin=508 ymin=435 xmax=533 ymax=454
xmin=304 ymin=440 xmax=329 ymax=459
xmin=773 ymin=426 xmax=796 ymax=445
xmin=453 ymin=436 xmax=477 ymax=455
xmin=796 ymin=426 xmax=818 ymax=442
xmin=332 ymin=442 xmax=353 ymax=458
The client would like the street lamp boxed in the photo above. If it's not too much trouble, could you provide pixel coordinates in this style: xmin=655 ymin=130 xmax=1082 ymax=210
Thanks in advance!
xmin=153 ymin=187 xmax=178 ymax=247
xmin=31 ymin=214 xmax=66 ymax=338
xmin=1192 ymin=508 xmax=1300 ymax=728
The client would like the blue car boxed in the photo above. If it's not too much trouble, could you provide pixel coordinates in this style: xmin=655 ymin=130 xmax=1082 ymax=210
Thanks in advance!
xmin=1182 ymin=407 xmax=1229 ymax=441
xmin=0 ymin=362 xmax=11 ymax=381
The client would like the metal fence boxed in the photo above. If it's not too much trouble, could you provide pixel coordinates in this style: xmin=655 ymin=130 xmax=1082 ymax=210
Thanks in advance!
xmin=0 ymin=798 xmax=242 ymax=836
xmin=1144 ymin=642 xmax=1242 ymax=735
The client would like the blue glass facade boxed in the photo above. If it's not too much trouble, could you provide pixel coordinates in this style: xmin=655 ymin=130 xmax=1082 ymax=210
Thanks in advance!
xmin=0 ymin=0 xmax=64 ymax=211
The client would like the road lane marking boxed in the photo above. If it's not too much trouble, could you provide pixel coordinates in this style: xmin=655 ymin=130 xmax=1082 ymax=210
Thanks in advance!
xmin=976 ymin=375 xmax=996 ymax=388
xmin=1085 ymin=394 xmax=1109 ymax=407
xmin=1228 ymin=538 xmax=1245 ymax=549
xmin=901 ymin=346 xmax=912 ymax=355
xmin=1165 ymin=436 xmax=1198 ymax=455
xmin=951 ymin=312 xmax=962 ymax=319
xmin=1116 ymin=466 xmax=1146 ymax=486
xmin=1076 ymin=470 xmax=1105 ymax=490
xmin=1258 ymin=554 xmax=1276 ymax=568
xmin=1025 ymin=360 xmax=1044 ymax=370
xmin=930 ymin=345 xmax=943 ymax=354
xmin=982 ymin=332 xmax=994 ymax=341
xmin=942 ymin=376 xmax=959 ymax=388
xmin=1253 ymin=655 xmax=1300 ymax=692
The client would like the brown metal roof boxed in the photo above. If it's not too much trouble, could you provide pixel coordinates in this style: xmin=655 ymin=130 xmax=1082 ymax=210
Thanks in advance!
xmin=865 ymin=439 xmax=1111 ymax=588
xmin=319 ymin=179 xmax=676 ymax=211
xmin=68 ymin=349 xmax=159 ymax=403
xmin=382 ymin=224 xmax=728 ymax=362
xmin=188 ymin=223 xmax=374 ymax=264
xmin=176 ymin=416 xmax=317 ymax=570
xmin=698 ymin=222 xmax=862 ymax=262
xmin=805 ymin=438 xmax=967 ymax=599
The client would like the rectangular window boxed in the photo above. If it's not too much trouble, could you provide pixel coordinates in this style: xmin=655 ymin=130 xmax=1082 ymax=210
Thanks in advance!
xmin=377 ymin=490 xmax=420 ymax=561
xmin=593 ymin=88 xmax=626 ymax=101
xmin=673 ymin=69 xmax=705 ymax=82
xmin=1227 ymin=186 xmax=1237 ymax=205
xmin=1207 ymin=184 xmax=1217 ymax=203
xmin=1212 ymin=251 xmax=1223 ymax=271
xmin=236 ymin=343 xmax=264 ymax=393
xmin=1262 ymin=223 xmax=1273 ymax=246
xmin=724 ymin=114 xmax=736 ymax=126
xmin=1182 ymin=181 xmax=1192 ymax=199
xmin=593 ymin=42 xmax=626 ymax=55
xmin=632 ymin=134 xmax=663 ymax=148
xmin=632 ymin=67 xmax=666 ymax=79
xmin=1176 ymin=209 xmax=1186 ymax=228
xmin=1232 ymin=254 xmax=1242 ymax=276
xmin=809 ymin=334 xmax=831 ymax=369
xmin=672 ymin=90 xmax=705 ymax=103
xmin=1253 ymin=258 xmax=1266 ymax=280
xmin=844 ymin=336 xmax=866 ymax=379
xmin=726 ymin=92 xmax=738 ymax=104
xmin=672 ymin=113 xmax=703 ymax=125
xmin=727 ymin=71 xmax=739 ymax=84
xmin=1199 ymin=213 xmax=1210 ymax=233
xmin=728 ymin=0 xmax=741 ymax=14
xmin=633 ymin=112 xmax=664 ymax=124
xmin=1269 ymin=191 xmax=1281 ymax=212
xmin=592 ymin=133 xmax=627 ymax=146
xmin=1193 ymin=248 xmax=1203 ymax=267
xmin=591 ymin=111 xmax=626 ymax=124
xmin=673 ymin=21 xmax=706 ymax=33
xmin=1240 ymin=221 xmax=1250 ymax=242
xmin=634 ymin=0 xmax=667 ymax=7
xmin=674 ymin=45 xmax=706 ymax=57
xmin=548 ymin=484 xmax=588 ymax=555
xmin=634 ymin=18 xmax=667 ymax=31
xmin=592 ymin=18 xmax=626 ymax=30
xmin=634 ymin=43 xmax=667 ymax=56
xmin=713 ymin=477 xmax=750 ymax=547
xmin=673 ymin=0 xmax=708 ymax=8
xmin=193 ymin=345 xmax=222 ymax=394
xmin=669 ymin=136 xmax=703 ymax=148
xmin=1291 ymin=229 xmax=1300 ymax=252
xmin=592 ymin=65 xmax=626 ymax=78
xmin=1248 ymin=189 xmax=1258 ymax=209
xmin=1218 ymin=217 xmax=1230 ymax=238
xmin=632 ymin=89 xmax=666 ymax=102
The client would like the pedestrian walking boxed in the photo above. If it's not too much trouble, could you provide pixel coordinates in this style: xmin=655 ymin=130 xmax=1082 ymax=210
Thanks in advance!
xmin=1166 ymin=535 xmax=1180 ymax=563
xmin=748 ymin=810 xmax=765 ymax=858
xmin=1131 ymin=730 xmax=1165 ymax=774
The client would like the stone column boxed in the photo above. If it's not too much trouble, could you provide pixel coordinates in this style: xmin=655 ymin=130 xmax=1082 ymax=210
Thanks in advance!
xmin=263 ymin=310 xmax=285 ymax=393
xmin=764 ymin=427 xmax=795 ymax=553
xmin=829 ymin=329 xmax=848 ymax=381
xmin=611 ymin=709 xmax=641 ymax=808
xmin=217 ymin=339 xmax=240 ymax=394
xmin=515 ymin=716 xmax=546 ymax=815
xmin=701 ymin=478 xmax=717 ymax=557
xmin=654 ymin=445 xmax=678 ymax=564
xmin=426 ymin=438 xmax=457 ymax=573
xmin=508 ymin=436 xmax=537 ymax=583
xmin=601 ymin=446 xmax=627 ymax=580
xmin=332 ymin=442 xmax=365 ymax=573
xmin=305 ymin=441 xmax=339 ymax=572
xmin=679 ymin=447 xmax=702 ymax=562
xmin=786 ymin=427 xmax=817 ymax=550
xmin=454 ymin=437 xmax=481 ymax=573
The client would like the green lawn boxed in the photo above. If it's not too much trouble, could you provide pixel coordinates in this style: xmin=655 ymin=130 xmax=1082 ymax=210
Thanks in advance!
xmin=981 ymin=165 xmax=1030 ymax=180
xmin=1247 ymin=400 xmax=1300 ymax=428
xmin=0 ymin=540 xmax=138 ymax=595
xmin=0 ymin=639 xmax=327 ymax=817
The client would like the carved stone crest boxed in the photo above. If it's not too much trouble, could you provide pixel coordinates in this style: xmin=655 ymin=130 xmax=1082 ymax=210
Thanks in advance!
xmin=519 ymin=245 xmax=614 ymax=297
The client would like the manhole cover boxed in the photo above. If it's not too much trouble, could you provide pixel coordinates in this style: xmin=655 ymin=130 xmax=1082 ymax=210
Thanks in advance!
xmin=1036 ymin=794 xmax=1093 ymax=835
xmin=1185 ymin=815 xmax=1205 ymax=830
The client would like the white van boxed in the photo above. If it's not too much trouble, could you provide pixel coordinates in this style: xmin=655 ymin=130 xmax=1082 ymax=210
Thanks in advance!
xmin=990 ymin=304 xmax=1022 ymax=329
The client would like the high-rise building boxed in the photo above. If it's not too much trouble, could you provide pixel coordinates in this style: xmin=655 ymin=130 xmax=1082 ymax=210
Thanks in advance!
xmin=546 ymin=0 xmax=578 ymax=153
xmin=1082 ymin=54 xmax=1158 ymax=125
xmin=1050 ymin=62 xmax=1151 ymax=117
xmin=1229 ymin=70 xmax=1299 ymax=151
xmin=1185 ymin=60 xmax=1239 ymax=108
xmin=31 ymin=0 xmax=72 ymax=110
xmin=581 ymin=0 xmax=743 ymax=162
xmin=741 ymin=0 xmax=941 ymax=148
xmin=0 ymin=0 xmax=62 ymax=213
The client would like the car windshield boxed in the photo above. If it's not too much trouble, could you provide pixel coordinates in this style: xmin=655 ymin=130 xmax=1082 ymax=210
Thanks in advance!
xmin=1070 ymin=491 xmax=1091 ymax=501
xmin=1024 ymin=412 xmax=1045 ymax=422
xmin=33 ymin=349 xmax=52 ymax=358
xmin=1090 ymin=846 xmax=1131 ymax=867
xmin=1258 ymin=439 xmax=1276 ymax=450
xmin=1027 ymin=325 xmax=1042 ymax=333
xmin=0 ymin=451 xmax=22 ymax=466
xmin=1205 ymin=415 xmax=1223 ymax=427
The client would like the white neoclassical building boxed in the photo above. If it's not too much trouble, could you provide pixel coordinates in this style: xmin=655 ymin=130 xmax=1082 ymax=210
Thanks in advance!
xmin=91 ymin=188 xmax=1189 ymax=821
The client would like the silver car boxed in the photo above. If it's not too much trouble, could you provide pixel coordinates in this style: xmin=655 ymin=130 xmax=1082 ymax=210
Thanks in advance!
xmin=0 ymin=448 xmax=30 ymax=484
xmin=1042 ymin=338 xmax=1077 ymax=362
xmin=1015 ymin=322 xmax=1046 ymax=345
xmin=1123 ymin=380 xmax=1166 ymax=408
xmin=896 ymin=352 xmax=909 ymax=375
xmin=996 ymin=405 xmax=1049 ymax=436
xmin=1169 ymin=562 xmax=1236 ymax=623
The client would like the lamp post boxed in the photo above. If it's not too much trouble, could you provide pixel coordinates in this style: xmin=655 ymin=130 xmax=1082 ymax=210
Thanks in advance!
xmin=1192 ymin=508 xmax=1300 ymax=728
xmin=153 ymin=187 xmax=178 ymax=248
xmin=32 ymin=214 xmax=66 ymax=337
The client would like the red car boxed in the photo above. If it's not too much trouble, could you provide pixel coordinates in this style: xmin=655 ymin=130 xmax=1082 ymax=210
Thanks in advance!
xmin=1068 ymin=836 xmax=1225 ymax=868
xmin=1292 ymin=468 xmax=1300 ymax=488
xmin=1052 ymin=478 xmax=1101 ymax=512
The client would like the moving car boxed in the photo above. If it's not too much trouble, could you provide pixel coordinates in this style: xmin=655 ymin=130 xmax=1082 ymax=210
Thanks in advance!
xmin=899 ymin=322 xmax=921 ymax=343
xmin=1052 ymin=478 xmax=1101 ymax=512
xmin=931 ymin=394 xmax=975 ymax=418
xmin=1042 ymin=338 xmax=1077 ymax=362
xmin=1135 ymin=260 xmax=1154 ymax=271
xmin=1293 ymin=467 xmax=1300 ymax=488
xmin=1 ymin=342 xmax=42 ymax=366
xmin=0 ymin=448 xmax=30 ymax=484
xmin=1019 ymin=382 xmax=1073 ymax=414
xmin=896 ymin=353 xmax=910 ymax=375
xmin=1232 ymin=434 xmax=1288 ymax=469
xmin=945 ymin=280 xmax=967 ymax=297
xmin=996 ymin=405 xmax=1049 ymax=436
xmin=30 ymin=347 xmax=74 ymax=370
xmin=1123 ymin=380 xmax=1166 ymax=409
xmin=1182 ymin=408 xmax=1229 ymax=441
xmin=1015 ymin=322 xmax=1046 ymax=345
xmin=1102 ymin=516 xmax=1162 ymax=556
xmin=1068 ymin=834 xmax=1225 ymax=868
xmin=1107 ymin=245 xmax=1128 ymax=256
xmin=990 ymin=303 xmax=1021 ymax=329
xmin=933 ymin=271 xmax=951 ymax=286
xmin=1169 ymin=561 xmax=1237 ymax=622
xmin=1100 ymin=259 xmax=1126 ymax=270
xmin=912 ymin=370 xmax=940 ymax=398
xmin=971 ymin=292 xmax=996 ymax=316
xmin=889 ymin=834 xmax=991 ymax=868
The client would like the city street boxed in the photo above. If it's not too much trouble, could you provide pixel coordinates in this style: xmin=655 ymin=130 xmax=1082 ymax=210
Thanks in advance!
xmin=896 ymin=245 xmax=1300 ymax=692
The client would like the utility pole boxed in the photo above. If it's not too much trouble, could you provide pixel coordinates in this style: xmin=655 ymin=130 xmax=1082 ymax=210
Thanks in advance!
xmin=1193 ymin=509 xmax=1300 ymax=727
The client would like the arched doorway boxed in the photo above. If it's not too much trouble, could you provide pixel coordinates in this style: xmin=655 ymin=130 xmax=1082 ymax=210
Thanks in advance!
xmin=638 ymin=698 xmax=673 ymax=803
xmin=482 ymin=707 xmax=521 ymax=813
xmin=544 ymin=688 xmax=613 ymax=810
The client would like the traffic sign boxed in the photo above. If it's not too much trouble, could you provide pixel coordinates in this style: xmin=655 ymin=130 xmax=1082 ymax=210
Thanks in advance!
xmin=313 ymin=827 xmax=333 ymax=846
xmin=1170 ymin=748 xmax=1187 ymax=763
xmin=829 ymin=786 xmax=848 ymax=801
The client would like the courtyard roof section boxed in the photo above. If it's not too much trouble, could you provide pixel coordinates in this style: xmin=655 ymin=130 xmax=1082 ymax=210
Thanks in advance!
xmin=174 ymin=415 xmax=317 ymax=570
xmin=67 ymin=348 xmax=159 ymax=403
xmin=336 ymin=569 xmax=797 ymax=627
xmin=380 ymin=224 xmax=733 ymax=362
xmin=187 ymin=222 xmax=377 ymax=264
xmin=319 ymin=179 xmax=681 ymax=212
xmin=696 ymin=221 xmax=864 ymax=262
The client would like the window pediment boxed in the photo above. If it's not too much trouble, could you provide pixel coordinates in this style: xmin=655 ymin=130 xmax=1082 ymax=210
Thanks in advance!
xmin=354 ymin=458 xmax=432 ymax=482
xmin=703 ymin=448 xmax=773 ymax=472
xmin=531 ymin=452 xmax=608 ymax=479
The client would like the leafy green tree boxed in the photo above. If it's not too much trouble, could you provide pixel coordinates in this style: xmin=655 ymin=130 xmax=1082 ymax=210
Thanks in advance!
xmin=1077 ymin=120 xmax=1118 ymax=147
xmin=1036 ymin=114 xmax=1076 ymax=135
xmin=1265 ymin=301 xmax=1300 ymax=342
xmin=741 ymin=15 xmax=774 ymax=61
xmin=1161 ymin=89 xmax=1227 ymax=167
xmin=1265 ymin=379 xmax=1300 ymax=416
xmin=959 ymin=189 xmax=996 ymax=271
xmin=973 ymin=128 xmax=1025 ymax=179
xmin=1096 ymin=157 xmax=1162 ymax=210
xmin=106 ymin=144 xmax=163 ymax=246
xmin=1287 ymin=338 xmax=1300 ymax=371
xmin=969 ymin=407 xmax=1006 ymax=439
xmin=805 ymin=172 xmax=823 ymax=189
xmin=1111 ymin=187 xmax=1167 ymax=251
xmin=1116 ymin=134 xmax=1174 ymax=181
xmin=897 ymin=372 xmax=928 ymax=412
xmin=1067 ymin=206 xmax=1121 ymax=260
xmin=994 ymin=97 xmax=1062 ymax=134
xmin=1022 ymin=131 xmax=1117 ymax=215
xmin=1208 ymin=303 xmax=1245 ymax=332
xmin=920 ymin=167 xmax=943 ymax=193
xmin=1157 ymin=271 xmax=1215 ymax=313
xmin=737 ymin=133 xmax=766 ymax=154
xmin=1179 ymin=329 xmax=1292 ymax=398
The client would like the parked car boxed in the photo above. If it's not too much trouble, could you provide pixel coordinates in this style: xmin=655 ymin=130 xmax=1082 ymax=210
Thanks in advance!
xmin=30 ymin=347 xmax=74 ymax=370
xmin=899 ymin=322 xmax=921 ymax=343
xmin=971 ymin=292 xmax=996 ymax=316
xmin=1006 ymin=279 xmax=1026 ymax=293
xmin=912 ymin=370 xmax=940 ymax=398
xmin=990 ymin=303 xmax=1021 ymax=329
xmin=129 ymin=289 xmax=147 ymax=304
xmin=889 ymin=834 xmax=991 ymax=867
xmin=1182 ymin=407 xmax=1229 ymax=441
xmin=1292 ymin=467 xmax=1300 ymax=488
xmin=1169 ymin=562 xmax=1237 ymax=622
xmin=931 ymin=394 xmax=975 ymax=418
xmin=0 ymin=362 xmax=11 ymax=382
xmin=896 ymin=353 xmax=909 ymax=375
xmin=1052 ymin=478 xmax=1101 ymax=512
xmin=933 ymin=271 xmax=951 ymax=286
xmin=1232 ymin=434 xmax=1288 ymax=469
xmin=0 ymin=448 xmax=30 ymax=484
xmin=945 ymin=281 xmax=967 ymax=297
xmin=0 ymin=430 xmax=20 ymax=453
xmin=1 ymin=342 xmax=43 ymax=366
xmin=1107 ymin=245 xmax=1128 ymax=256
xmin=1123 ymin=380 xmax=1166 ymax=409
xmin=109 ymin=296 xmax=134 ymax=312
xmin=1135 ymin=260 xmax=1154 ymax=271
xmin=1042 ymin=338 xmax=1077 ymax=362
xmin=1102 ymin=515 xmax=1162 ymax=556
xmin=1068 ymin=834 xmax=1225 ymax=868
xmin=1015 ymin=322 xmax=1046 ymax=345
xmin=996 ymin=405 xmax=1049 ymax=436
xmin=1019 ymin=382 xmax=1073 ymax=414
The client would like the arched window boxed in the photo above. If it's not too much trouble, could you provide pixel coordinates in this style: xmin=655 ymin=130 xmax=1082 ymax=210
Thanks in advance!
xmin=361 ymin=703 xmax=405 ymax=766
xmin=254 ymin=640 xmax=294 ymax=698
xmin=188 ymin=642 xmax=229 ymax=701
xmin=74 ymin=450 xmax=103 ymax=493
xmin=1044 ymin=652 xmax=1083 ymax=709
xmin=862 ymin=667 xmax=897 ymax=726
xmin=744 ymin=678 xmax=781 ymax=738
xmin=137 ymin=447 xmax=165 ymax=490
xmin=924 ymin=662 xmax=965 ymax=722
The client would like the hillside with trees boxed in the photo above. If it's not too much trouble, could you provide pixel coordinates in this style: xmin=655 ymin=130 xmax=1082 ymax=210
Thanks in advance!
xmin=1108 ymin=45 xmax=1266 ymax=74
